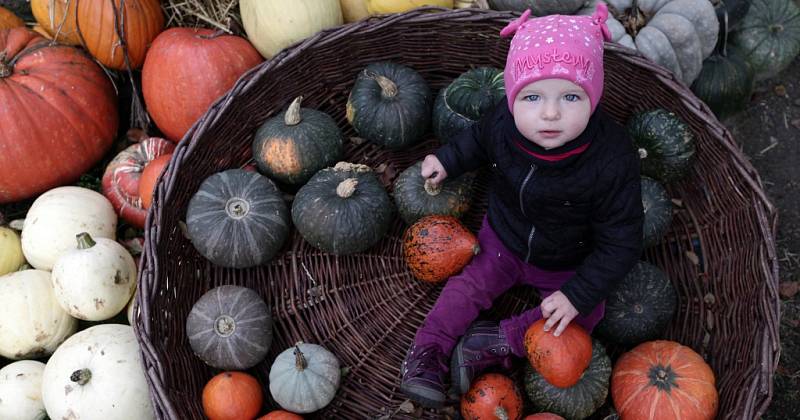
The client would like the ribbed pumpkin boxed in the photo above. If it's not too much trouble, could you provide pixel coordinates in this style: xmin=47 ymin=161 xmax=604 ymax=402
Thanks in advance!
xmin=203 ymin=372 xmax=263 ymax=420
xmin=641 ymin=176 xmax=673 ymax=248
xmin=30 ymin=0 xmax=80 ymax=44
xmin=347 ymin=62 xmax=433 ymax=150
xmin=292 ymin=162 xmax=394 ymax=255
xmin=142 ymin=27 xmax=263 ymax=142
xmin=253 ymin=96 xmax=344 ymax=186
xmin=596 ymin=261 xmax=677 ymax=346
xmin=0 ymin=6 xmax=22 ymax=30
xmin=186 ymin=169 xmax=290 ymax=268
xmin=524 ymin=319 xmax=592 ymax=389
xmin=403 ymin=215 xmax=479 ymax=283
xmin=0 ymin=28 xmax=118 ymax=203
xmin=0 ymin=226 xmax=24 ymax=276
xmin=626 ymin=109 xmax=696 ymax=183
xmin=269 ymin=343 xmax=341 ymax=413
xmin=611 ymin=340 xmax=718 ymax=420
xmin=432 ymin=67 xmax=505 ymax=142
xmin=460 ymin=373 xmax=523 ymax=420
xmin=730 ymin=0 xmax=800 ymax=81
xmin=488 ymin=0 xmax=585 ymax=15
xmin=393 ymin=161 xmax=473 ymax=224
xmin=524 ymin=340 xmax=612 ymax=420
xmin=186 ymin=285 xmax=272 ymax=370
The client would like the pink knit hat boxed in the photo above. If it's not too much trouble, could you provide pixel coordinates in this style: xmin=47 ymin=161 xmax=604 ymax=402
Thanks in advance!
xmin=501 ymin=4 xmax=612 ymax=113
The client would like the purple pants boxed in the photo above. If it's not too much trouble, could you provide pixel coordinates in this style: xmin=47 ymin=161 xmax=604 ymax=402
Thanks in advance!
xmin=414 ymin=216 xmax=605 ymax=358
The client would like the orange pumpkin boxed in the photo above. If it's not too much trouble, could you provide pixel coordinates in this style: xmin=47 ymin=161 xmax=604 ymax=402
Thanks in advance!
xmin=139 ymin=153 xmax=172 ymax=210
xmin=402 ymin=215 xmax=479 ymax=283
xmin=524 ymin=319 xmax=592 ymax=388
xmin=611 ymin=340 xmax=718 ymax=420
xmin=0 ymin=6 xmax=24 ymax=30
xmin=461 ymin=373 xmax=523 ymax=420
xmin=257 ymin=411 xmax=304 ymax=420
xmin=202 ymin=371 xmax=263 ymax=420
xmin=30 ymin=0 xmax=81 ymax=44
xmin=524 ymin=414 xmax=566 ymax=420
xmin=76 ymin=0 xmax=164 ymax=70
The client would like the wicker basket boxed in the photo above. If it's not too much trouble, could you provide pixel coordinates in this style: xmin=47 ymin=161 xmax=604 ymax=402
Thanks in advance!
xmin=135 ymin=7 xmax=780 ymax=419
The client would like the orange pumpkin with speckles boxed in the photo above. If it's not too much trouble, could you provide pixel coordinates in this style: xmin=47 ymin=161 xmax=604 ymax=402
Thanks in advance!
xmin=524 ymin=319 xmax=592 ymax=388
xmin=402 ymin=215 xmax=479 ymax=283
xmin=461 ymin=373 xmax=523 ymax=420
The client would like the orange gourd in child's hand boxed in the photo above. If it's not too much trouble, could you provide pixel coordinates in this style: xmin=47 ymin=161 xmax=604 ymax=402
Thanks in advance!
xmin=258 ymin=411 xmax=303 ymax=420
xmin=524 ymin=319 xmax=592 ymax=388
xmin=402 ymin=215 xmax=479 ymax=283
xmin=202 ymin=371 xmax=263 ymax=420
xmin=460 ymin=373 xmax=523 ymax=420
xmin=139 ymin=154 xmax=172 ymax=210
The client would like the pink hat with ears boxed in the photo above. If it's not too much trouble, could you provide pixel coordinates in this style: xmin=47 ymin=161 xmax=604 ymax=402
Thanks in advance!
xmin=500 ymin=3 xmax=612 ymax=114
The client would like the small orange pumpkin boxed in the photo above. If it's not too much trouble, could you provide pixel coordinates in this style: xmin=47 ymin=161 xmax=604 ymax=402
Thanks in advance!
xmin=30 ymin=0 xmax=81 ymax=44
xmin=202 ymin=371 xmax=263 ymax=420
xmin=524 ymin=319 xmax=592 ymax=388
xmin=139 ymin=153 xmax=172 ymax=210
xmin=461 ymin=373 xmax=523 ymax=420
xmin=524 ymin=414 xmax=566 ymax=420
xmin=257 ymin=411 xmax=304 ymax=420
xmin=0 ymin=6 xmax=24 ymax=30
xmin=402 ymin=215 xmax=479 ymax=283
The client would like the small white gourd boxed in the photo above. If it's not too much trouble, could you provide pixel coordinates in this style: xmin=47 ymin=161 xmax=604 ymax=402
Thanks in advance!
xmin=269 ymin=342 xmax=341 ymax=413
xmin=0 ymin=360 xmax=47 ymax=420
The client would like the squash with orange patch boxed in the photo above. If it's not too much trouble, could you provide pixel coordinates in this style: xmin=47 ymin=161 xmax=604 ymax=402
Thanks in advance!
xmin=524 ymin=318 xmax=592 ymax=388
xmin=402 ymin=215 xmax=479 ymax=283
xmin=461 ymin=373 xmax=523 ymax=420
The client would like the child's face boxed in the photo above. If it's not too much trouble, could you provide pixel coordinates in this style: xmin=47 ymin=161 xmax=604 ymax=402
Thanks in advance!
xmin=512 ymin=79 xmax=592 ymax=150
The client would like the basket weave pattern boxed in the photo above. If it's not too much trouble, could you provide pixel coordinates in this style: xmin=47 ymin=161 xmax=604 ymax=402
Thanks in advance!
xmin=136 ymin=8 xmax=780 ymax=419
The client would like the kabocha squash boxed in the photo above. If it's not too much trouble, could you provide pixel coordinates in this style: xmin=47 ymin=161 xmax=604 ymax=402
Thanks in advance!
xmin=366 ymin=0 xmax=453 ymax=14
xmin=524 ymin=319 xmax=592 ymax=389
xmin=186 ymin=169 xmax=290 ymax=268
xmin=626 ymin=109 xmax=695 ymax=183
xmin=0 ymin=360 xmax=46 ymax=420
xmin=292 ymin=162 xmax=394 ymax=255
xmin=393 ymin=161 xmax=473 ymax=224
xmin=142 ymin=28 xmax=263 ymax=142
xmin=101 ymin=137 xmax=176 ymax=229
xmin=729 ymin=0 xmax=800 ymax=82
xmin=186 ymin=285 xmax=273 ymax=370
xmin=0 ymin=270 xmax=78 ymax=360
xmin=488 ymin=0 xmax=585 ymax=15
xmin=596 ymin=261 xmax=677 ymax=346
xmin=202 ymin=372 xmax=263 ymax=420
xmin=347 ymin=62 xmax=433 ymax=149
xmin=241 ymin=0 xmax=343 ymax=59
xmin=0 ymin=6 xmax=22 ymax=30
xmin=524 ymin=340 xmax=612 ymax=420
xmin=432 ymin=67 xmax=505 ymax=142
xmin=269 ymin=343 xmax=341 ymax=413
xmin=0 ymin=226 xmax=24 ymax=276
xmin=42 ymin=324 xmax=155 ymax=420
xmin=0 ymin=29 xmax=118 ymax=203
xmin=641 ymin=176 xmax=673 ymax=248
xmin=30 ymin=0 xmax=80 ymax=44
xmin=691 ymin=48 xmax=754 ymax=120
xmin=258 ymin=411 xmax=304 ymax=420
xmin=460 ymin=373 xmax=523 ymax=420
xmin=403 ymin=215 xmax=479 ymax=283
xmin=611 ymin=340 xmax=718 ymax=420
xmin=253 ymin=96 xmax=344 ymax=186
xmin=139 ymin=153 xmax=173 ymax=210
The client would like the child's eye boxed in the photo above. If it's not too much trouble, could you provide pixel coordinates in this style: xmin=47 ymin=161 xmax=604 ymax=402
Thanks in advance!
xmin=564 ymin=94 xmax=580 ymax=102
xmin=523 ymin=94 xmax=540 ymax=102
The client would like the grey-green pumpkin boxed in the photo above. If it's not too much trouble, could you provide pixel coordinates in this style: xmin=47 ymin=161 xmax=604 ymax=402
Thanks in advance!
xmin=393 ymin=161 xmax=473 ymax=225
xmin=641 ymin=176 xmax=673 ymax=248
xmin=729 ymin=0 xmax=800 ymax=81
xmin=433 ymin=67 xmax=505 ymax=143
xmin=627 ymin=109 xmax=696 ymax=183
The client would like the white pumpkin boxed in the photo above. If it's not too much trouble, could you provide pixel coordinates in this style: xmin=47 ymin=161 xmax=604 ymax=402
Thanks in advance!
xmin=269 ymin=342 xmax=341 ymax=413
xmin=0 ymin=270 xmax=77 ymax=359
xmin=0 ymin=226 xmax=25 ymax=276
xmin=0 ymin=360 xmax=47 ymax=420
xmin=240 ymin=0 xmax=343 ymax=59
xmin=21 ymin=186 xmax=117 ymax=270
xmin=42 ymin=324 xmax=155 ymax=420
xmin=51 ymin=232 xmax=137 ymax=321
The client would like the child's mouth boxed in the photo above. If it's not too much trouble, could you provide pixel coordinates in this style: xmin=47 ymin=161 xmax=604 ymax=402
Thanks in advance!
xmin=538 ymin=130 xmax=561 ymax=139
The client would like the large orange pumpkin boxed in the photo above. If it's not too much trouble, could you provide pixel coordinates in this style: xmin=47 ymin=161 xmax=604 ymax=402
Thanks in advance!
xmin=142 ymin=28 xmax=263 ymax=142
xmin=611 ymin=340 xmax=718 ymax=420
xmin=257 ymin=411 xmax=303 ymax=420
xmin=30 ymin=0 xmax=81 ymax=44
xmin=402 ymin=215 xmax=479 ymax=283
xmin=524 ymin=319 xmax=592 ymax=388
xmin=0 ymin=28 xmax=118 ymax=203
xmin=461 ymin=373 xmax=523 ymax=420
xmin=202 ymin=371 xmax=263 ymax=420
xmin=0 ymin=6 xmax=23 ymax=30
xmin=76 ymin=0 xmax=163 ymax=70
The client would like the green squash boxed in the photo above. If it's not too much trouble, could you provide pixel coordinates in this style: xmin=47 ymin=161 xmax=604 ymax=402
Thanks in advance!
xmin=596 ymin=261 xmax=677 ymax=346
xmin=691 ymin=48 xmax=754 ymax=120
xmin=292 ymin=162 xmax=394 ymax=255
xmin=641 ymin=176 xmax=673 ymax=248
xmin=393 ymin=161 xmax=473 ymax=225
xmin=432 ymin=67 xmax=504 ymax=143
xmin=253 ymin=96 xmax=344 ymax=186
xmin=627 ymin=109 xmax=696 ymax=183
xmin=524 ymin=340 xmax=611 ymax=420
xmin=729 ymin=0 xmax=800 ymax=81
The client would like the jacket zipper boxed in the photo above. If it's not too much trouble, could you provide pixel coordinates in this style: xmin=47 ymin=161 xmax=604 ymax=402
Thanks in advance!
xmin=519 ymin=164 xmax=537 ymax=262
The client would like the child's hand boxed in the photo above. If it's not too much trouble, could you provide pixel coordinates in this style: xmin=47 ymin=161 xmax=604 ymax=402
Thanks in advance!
xmin=540 ymin=291 xmax=579 ymax=337
xmin=420 ymin=154 xmax=447 ymax=185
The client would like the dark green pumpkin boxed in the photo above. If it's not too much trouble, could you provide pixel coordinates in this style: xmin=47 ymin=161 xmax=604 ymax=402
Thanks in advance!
xmin=627 ymin=109 xmax=695 ymax=183
xmin=346 ymin=62 xmax=432 ymax=150
xmin=596 ymin=261 xmax=677 ymax=346
xmin=186 ymin=169 xmax=290 ymax=268
xmin=253 ymin=96 xmax=344 ymax=186
xmin=186 ymin=285 xmax=272 ymax=370
xmin=641 ymin=176 xmax=673 ymax=248
xmin=292 ymin=162 xmax=394 ymax=255
xmin=691 ymin=48 xmax=754 ymax=120
xmin=524 ymin=340 xmax=611 ymax=420
xmin=393 ymin=161 xmax=473 ymax=225
xmin=729 ymin=0 xmax=800 ymax=81
xmin=432 ymin=67 xmax=505 ymax=142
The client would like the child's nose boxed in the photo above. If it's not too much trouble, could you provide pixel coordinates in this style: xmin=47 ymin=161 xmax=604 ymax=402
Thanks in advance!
xmin=541 ymin=102 xmax=560 ymax=120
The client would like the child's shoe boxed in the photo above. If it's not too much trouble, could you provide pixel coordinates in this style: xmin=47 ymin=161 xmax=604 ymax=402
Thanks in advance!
xmin=399 ymin=343 xmax=449 ymax=408
xmin=450 ymin=320 xmax=513 ymax=395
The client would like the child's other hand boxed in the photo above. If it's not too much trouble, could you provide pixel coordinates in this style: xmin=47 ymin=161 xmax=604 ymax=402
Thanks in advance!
xmin=540 ymin=291 xmax=579 ymax=337
xmin=420 ymin=154 xmax=447 ymax=185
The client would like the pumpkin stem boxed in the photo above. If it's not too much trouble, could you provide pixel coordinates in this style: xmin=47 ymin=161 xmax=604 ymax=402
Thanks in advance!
xmin=214 ymin=315 xmax=236 ymax=337
xmin=638 ymin=148 xmax=648 ymax=159
xmin=76 ymin=232 xmax=97 ymax=250
xmin=70 ymin=369 xmax=92 ymax=386
xmin=495 ymin=407 xmax=510 ymax=420
xmin=225 ymin=198 xmax=251 ymax=219
xmin=472 ymin=244 xmax=481 ymax=255
xmin=336 ymin=178 xmax=359 ymax=198
xmin=622 ymin=1 xmax=648 ymax=37
xmin=334 ymin=162 xmax=372 ymax=173
xmin=285 ymin=96 xmax=303 ymax=126
xmin=365 ymin=70 xmax=398 ymax=98
xmin=423 ymin=179 xmax=442 ymax=196
xmin=0 ymin=52 xmax=10 ymax=78
xmin=294 ymin=345 xmax=308 ymax=371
